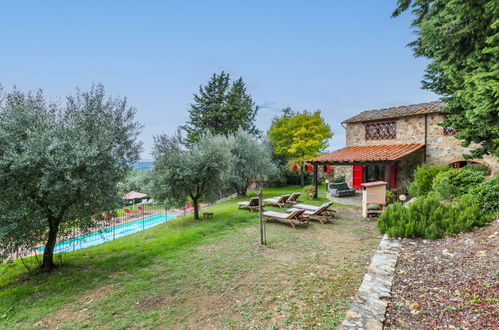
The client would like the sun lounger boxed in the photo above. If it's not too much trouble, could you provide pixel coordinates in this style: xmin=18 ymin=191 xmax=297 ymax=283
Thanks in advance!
xmin=285 ymin=192 xmax=302 ymax=204
xmin=294 ymin=202 xmax=336 ymax=216
xmin=124 ymin=209 xmax=140 ymax=215
xmin=262 ymin=209 xmax=307 ymax=229
xmin=137 ymin=206 xmax=152 ymax=213
xmin=238 ymin=196 xmax=260 ymax=211
xmin=289 ymin=201 xmax=335 ymax=224
xmin=263 ymin=194 xmax=290 ymax=208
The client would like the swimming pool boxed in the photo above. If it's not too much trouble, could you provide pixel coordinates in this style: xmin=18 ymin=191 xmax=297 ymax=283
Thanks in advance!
xmin=37 ymin=214 xmax=176 ymax=254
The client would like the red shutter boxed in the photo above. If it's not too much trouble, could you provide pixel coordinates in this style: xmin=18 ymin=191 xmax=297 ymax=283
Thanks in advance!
xmin=352 ymin=165 xmax=363 ymax=188
xmin=390 ymin=164 xmax=397 ymax=189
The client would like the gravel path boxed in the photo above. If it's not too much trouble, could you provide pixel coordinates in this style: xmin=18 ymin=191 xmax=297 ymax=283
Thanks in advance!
xmin=385 ymin=220 xmax=498 ymax=329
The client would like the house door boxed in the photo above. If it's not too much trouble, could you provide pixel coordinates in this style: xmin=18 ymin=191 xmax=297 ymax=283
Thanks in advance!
xmin=352 ymin=164 xmax=397 ymax=189
xmin=352 ymin=165 xmax=363 ymax=188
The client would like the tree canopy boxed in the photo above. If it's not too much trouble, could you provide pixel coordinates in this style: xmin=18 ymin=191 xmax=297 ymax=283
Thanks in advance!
xmin=0 ymin=85 xmax=142 ymax=270
xmin=268 ymin=108 xmax=333 ymax=186
xmin=182 ymin=72 xmax=260 ymax=144
xmin=151 ymin=132 xmax=233 ymax=219
xmin=117 ymin=169 xmax=153 ymax=197
xmin=227 ymin=128 xmax=279 ymax=196
xmin=393 ymin=0 xmax=499 ymax=158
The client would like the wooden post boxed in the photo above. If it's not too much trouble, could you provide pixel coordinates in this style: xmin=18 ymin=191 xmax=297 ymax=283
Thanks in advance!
xmin=313 ymin=163 xmax=318 ymax=199
xmin=385 ymin=164 xmax=391 ymax=189
xmin=258 ymin=188 xmax=266 ymax=245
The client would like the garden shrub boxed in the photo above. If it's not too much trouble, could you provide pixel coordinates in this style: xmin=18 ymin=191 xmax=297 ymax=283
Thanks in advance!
xmin=303 ymin=185 xmax=316 ymax=199
xmin=468 ymin=177 xmax=499 ymax=215
xmin=385 ymin=190 xmax=396 ymax=204
xmin=464 ymin=163 xmax=489 ymax=176
xmin=283 ymin=168 xmax=312 ymax=186
xmin=407 ymin=165 xmax=446 ymax=197
xmin=377 ymin=193 xmax=489 ymax=239
xmin=331 ymin=175 xmax=346 ymax=183
xmin=432 ymin=167 xmax=484 ymax=200
xmin=267 ymin=171 xmax=287 ymax=187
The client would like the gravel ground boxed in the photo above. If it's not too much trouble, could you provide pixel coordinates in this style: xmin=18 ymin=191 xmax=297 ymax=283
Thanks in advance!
xmin=385 ymin=219 xmax=498 ymax=329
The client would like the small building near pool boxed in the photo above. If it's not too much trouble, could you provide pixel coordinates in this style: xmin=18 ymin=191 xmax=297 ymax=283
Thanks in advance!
xmin=308 ymin=101 xmax=498 ymax=194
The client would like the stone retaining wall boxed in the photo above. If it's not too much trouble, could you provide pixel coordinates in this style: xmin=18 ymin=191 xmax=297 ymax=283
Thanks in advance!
xmin=341 ymin=234 xmax=401 ymax=329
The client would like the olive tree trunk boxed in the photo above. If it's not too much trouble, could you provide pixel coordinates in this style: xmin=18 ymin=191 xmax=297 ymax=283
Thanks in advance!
xmin=41 ymin=217 xmax=61 ymax=271
xmin=192 ymin=197 xmax=200 ymax=220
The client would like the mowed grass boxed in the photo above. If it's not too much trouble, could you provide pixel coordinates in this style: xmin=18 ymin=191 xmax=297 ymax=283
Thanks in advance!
xmin=0 ymin=185 xmax=378 ymax=329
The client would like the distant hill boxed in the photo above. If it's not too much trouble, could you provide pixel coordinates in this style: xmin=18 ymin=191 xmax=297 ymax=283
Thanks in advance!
xmin=134 ymin=161 xmax=154 ymax=171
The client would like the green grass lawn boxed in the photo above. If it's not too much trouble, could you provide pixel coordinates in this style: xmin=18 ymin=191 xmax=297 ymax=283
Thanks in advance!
xmin=0 ymin=185 xmax=378 ymax=329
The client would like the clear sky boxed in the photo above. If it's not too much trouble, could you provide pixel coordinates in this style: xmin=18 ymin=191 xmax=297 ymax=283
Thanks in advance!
xmin=0 ymin=0 xmax=436 ymax=159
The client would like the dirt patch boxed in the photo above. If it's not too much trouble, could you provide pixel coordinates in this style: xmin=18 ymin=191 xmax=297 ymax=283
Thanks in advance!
xmin=385 ymin=220 xmax=499 ymax=329
xmin=39 ymin=283 xmax=117 ymax=329
xmin=243 ymin=226 xmax=259 ymax=234
xmin=138 ymin=289 xmax=180 ymax=311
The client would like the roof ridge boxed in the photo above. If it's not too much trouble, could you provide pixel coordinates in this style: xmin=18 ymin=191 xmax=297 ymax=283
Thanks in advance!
xmin=343 ymin=101 xmax=446 ymax=124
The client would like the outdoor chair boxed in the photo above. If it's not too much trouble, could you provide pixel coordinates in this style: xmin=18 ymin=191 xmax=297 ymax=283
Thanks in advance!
xmin=124 ymin=209 xmax=140 ymax=215
xmin=294 ymin=202 xmax=336 ymax=217
xmin=328 ymin=182 xmax=356 ymax=197
xmin=263 ymin=194 xmax=290 ymax=208
xmin=262 ymin=209 xmax=307 ymax=229
xmin=285 ymin=192 xmax=302 ymax=204
xmin=289 ymin=201 xmax=335 ymax=224
xmin=137 ymin=206 xmax=152 ymax=213
xmin=237 ymin=196 xmax=260 ymax=211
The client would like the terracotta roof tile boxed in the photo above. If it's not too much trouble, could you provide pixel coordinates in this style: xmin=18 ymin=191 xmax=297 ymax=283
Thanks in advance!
xmin=342 ymin=101 xmax=446 ymax=123
xmin=308 ymin=144 xmax=424 ymax=163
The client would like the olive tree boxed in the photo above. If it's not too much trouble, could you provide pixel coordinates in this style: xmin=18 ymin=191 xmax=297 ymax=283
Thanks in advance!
xmin=227 ymin=128 xmax=279 ymax=196
xmin=151 ymin=132 xmax=233 ymax=220
xmin=0 ymin=85 xmax=141 ymax=271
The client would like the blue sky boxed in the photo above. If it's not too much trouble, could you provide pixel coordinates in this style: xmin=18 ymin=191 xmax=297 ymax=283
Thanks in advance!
xmin=0 ymin=0 xmax=436 ymax=159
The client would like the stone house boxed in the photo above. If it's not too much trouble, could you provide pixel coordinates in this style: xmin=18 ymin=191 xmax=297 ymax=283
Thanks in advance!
xmin=308 ymin=101 xmax=498 ymax=193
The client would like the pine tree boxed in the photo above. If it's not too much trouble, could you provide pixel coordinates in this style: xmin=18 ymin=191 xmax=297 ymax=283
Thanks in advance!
xmin=225 ymin=77 xmax=259 ymax=136
xmin=182 ymin=72 xmax=259 ymax=144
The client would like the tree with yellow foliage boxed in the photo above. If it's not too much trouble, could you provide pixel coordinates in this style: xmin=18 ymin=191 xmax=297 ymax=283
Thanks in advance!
xmin=268 ymin=108 xmax=333 ymax=186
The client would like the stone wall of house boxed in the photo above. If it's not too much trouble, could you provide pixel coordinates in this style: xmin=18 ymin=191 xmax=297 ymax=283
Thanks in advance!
xmin=425 ymin=113 xmax=498 ymax=175
xmin=396 ymin=148 xmax=425 ymax=193
xmin=345 ymin=113 xmax=498 ymax=175
xmin=333 ymin=166 xmax=353 ymax=186
xmin=345 ymin=116 xmax=426 ymax=147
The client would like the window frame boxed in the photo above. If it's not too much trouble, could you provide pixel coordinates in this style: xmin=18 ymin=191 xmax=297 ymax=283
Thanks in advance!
xmin=364 ymin=121 xmax=396 ymax=140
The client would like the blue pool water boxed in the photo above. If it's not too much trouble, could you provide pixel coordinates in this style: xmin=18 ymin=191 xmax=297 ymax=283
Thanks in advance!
xmin=37 ymin=214 xmax=176 ymax=254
